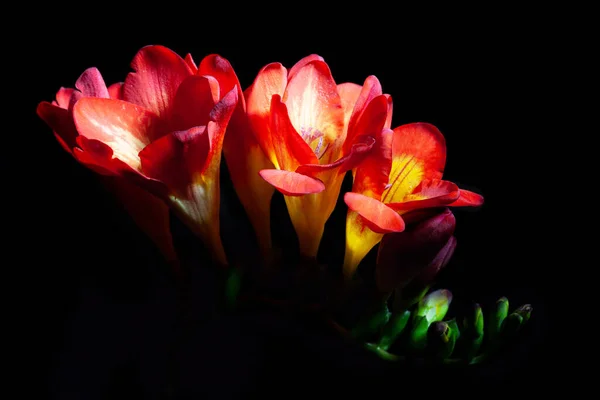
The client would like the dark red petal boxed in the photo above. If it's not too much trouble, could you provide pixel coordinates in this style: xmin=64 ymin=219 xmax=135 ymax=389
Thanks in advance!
xmin=36 ymin=101 xmax=78 ymax=152
xmin=387 ymin=179 xmax=460 ymax=211
xmin=75 ymin=67 xmax=110 ymax=98
xmin=448 ymin=189 xmax=484 ymax=207
xmin=171 ymin=75 xmax=218 ymax=131
xmin=123 ymin=45 xmax=193 ymax=119
xmin=259 ymin=169 xmax=325 ymax=196
xmin=413 ymin=236 xmax=457 ymax=286
xmin=376 ymin=208 xmax=456 ymax=292
xmin=344 ymin=192 xmax=405 ymax=234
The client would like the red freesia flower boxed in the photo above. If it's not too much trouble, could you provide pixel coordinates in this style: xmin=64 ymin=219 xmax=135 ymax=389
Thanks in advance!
xmin=245 ymin=55 xmax=393 ymax=258
xmin=36 ymin=67 xmax=177 ymax=263
xmin=343 ymin=122 xmax=484 ymax=278
xmin=39 ymin=45 xmax=239 ymax=266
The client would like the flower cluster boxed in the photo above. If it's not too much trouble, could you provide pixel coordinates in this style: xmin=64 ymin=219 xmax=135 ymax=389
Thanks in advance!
xmin=39 ymin=46 xmax=528 ymax=364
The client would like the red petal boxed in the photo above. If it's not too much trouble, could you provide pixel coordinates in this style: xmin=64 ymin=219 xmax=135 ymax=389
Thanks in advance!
xmin=270 ymin=95 xmax=318 ymax=170
xmin=376 ymin=208 xmax=456 ymax=292
xmin=345 ymin=75 xmax=383 ymax=152
xmin=171 ymin=75 xmax=218 ymax=131
xmin=75 ymin=67 xmax=110 ymax=98
xmin=344 ymin=192 xmax=405 ymax=234
xmin=448 ymin=189 xmax=484 ymax=207
xmin=139 ymin=126 xmax=210 ymax=194
xmin=282 ymin=59 xmax=344 ymax=160
xmin=392 ymin=122 xmax=446 ymax=179
xmin=36 ymin=101 xmax=78 ymax=152
xmin=288 ymin=54 xmax=324 ymax=81
xmin=198 ymin=54 xmax=243 ymax=106
xmin=108 ymin=82 xmax=124 ymax=100
xmin=184 ymin=53 xmax=198 ymax=73
xmin=387 ymin=179 xmax=460 ymax=211
xmin=259 ymin=169 xmax=325 ymax=196
xmin=245 ymin=62 xmax=288 ymax=166
xmin=352 ymin=127 xmax=393 ymax=197
xmin=55 ymin=87 xmax=75 ymax=109
xmin=123 ymin=45 xmax=193 ymax=119
xmin=73 ymin=98 xmax=163 ymax=171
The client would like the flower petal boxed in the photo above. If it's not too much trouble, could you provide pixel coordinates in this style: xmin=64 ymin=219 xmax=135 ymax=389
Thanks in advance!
xmin=376 ymin=209 xmax=456 ymax=292
xmin=171 ymin=75 xmax=219 ymax=131
xmin=345 ymin=75 xmax=383 ymax=152
xmin=198 ymin=54 xmax=242 ymax=103
xmin=343 ymin=210 xmax=384 ymax=279
xmin=55 ymin=87 xmax=75 ymax=109
xmin=337 ymin=82 xmax=363 ymax=133
xmin=123 ymin=45 xmax=193 ymax=119
xmin=344 ymin=192 xmax=405 ymax=234
xmin=387 ymin=179 xmax=460 ymax=211
xmin=184 ymin=53 xmax=198 ymax=72
xmin=37 ymin=101 xmax=78 ymax=153
xmin=270 ymin=95 xmax=318 ymax=170
xmin=73 ymin=98 xmax=163 ymax=171
xmin=288 ymin=54 xmax=324 ymax=80
xmin=108 ymin=82 xmax=124 ymax=100
xmin=380 ymin=123 xmax=447 ymax=204
xmin=351 ymin=127 xmax=393 ymax=198
xmin=259 ymin=169 xmax=325 ymax=196
xmin=411 ymin=236 xmax=457 ymax=287
xmin=282 ymin=59 xmax=344 ymax=162
xmin=448 ymin=189 xmax=484 ymax=207
xmin=245 ymin=62 xmax=288 ymax=167
xmin=75 ymin=67 xmax=110 ymax=98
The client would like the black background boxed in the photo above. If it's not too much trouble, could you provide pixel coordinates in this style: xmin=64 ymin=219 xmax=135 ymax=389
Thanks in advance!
xmin=13 ymin=9 xmax=552 ymax=399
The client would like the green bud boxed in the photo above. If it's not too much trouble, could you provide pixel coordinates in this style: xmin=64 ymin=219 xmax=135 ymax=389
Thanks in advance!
xmin=225 ymin=267 xmax=243 ymax=309
xmin=378 ymin=310 xmax=411 ymax=351
xmin=463 ymin=303 xmax=484 ymax=362
xmin=409 ymin=315 xmax=431 ymax=351
xmin=427 ymin=319 xmax=458 ymax=360
xmin=501 ymin=304 xmax=532 ymax=337
xmin=352 ymin=302 xmax=391 ymax=340
xmin=415 ymin=289 xmax=453 ymax=324
xmin=487 ymin=297 xmax=509 ymax=342
xmin=513 ymin=304 xmax=533 ymax=323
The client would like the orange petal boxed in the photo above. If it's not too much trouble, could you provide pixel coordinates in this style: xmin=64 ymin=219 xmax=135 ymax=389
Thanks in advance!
xmin=337 ymin=82 xmax=363 ymax=134
xmin=246 ymin=62 xmax=288 ymax=167
xmin=270 ymin=95 xmax=318 ymax=170
xmin=198 ymin=54 xmax=243 ymax=104
xmin=73 ymin=98 xmax=163 ymax=171
xmin=448 ymin=189 xmax=484 ymax=207
xmin=282 ymin=59 xmax=344 ymax=159
xmin=259 ymin=169 xmax=325 ymax=196
xmin=380 ymin=123 xmax=447 ymax=204
xmin=344 ymin=192 xmax=405 ymax=234
xmin=123 ymin=45 xmax=193 ymax=119
xmin=387 ymin=179 xmax=460 ymax=211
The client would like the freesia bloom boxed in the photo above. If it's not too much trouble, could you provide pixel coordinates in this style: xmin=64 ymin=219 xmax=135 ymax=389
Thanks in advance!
xmin=376 ymin=208 xmax=457 ymax=294
xmin=37 ymin=67 xmax=177 ymax=263
xmin=246 ymin=55 xmax=392 ymax=258
xmin=40 ymin=45 xmax=239 ymax=266
xmin=344 ymin=123 xmax=484 ymax=278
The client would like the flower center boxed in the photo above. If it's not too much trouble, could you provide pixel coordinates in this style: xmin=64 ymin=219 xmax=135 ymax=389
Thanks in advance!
xmin=300 ymin=126 xmax=330 ymax=160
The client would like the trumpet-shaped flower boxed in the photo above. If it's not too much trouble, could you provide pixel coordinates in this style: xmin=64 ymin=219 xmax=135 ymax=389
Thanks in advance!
xmin=41 ymin=45 xmax=239 ymax=265
xmin=37 ymin=67 xmax=177 ymax=263
xmin=246 ymin=55 xmax=393 ymax=258
xmin=344 ymin=122 xmax=483 ymax=278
